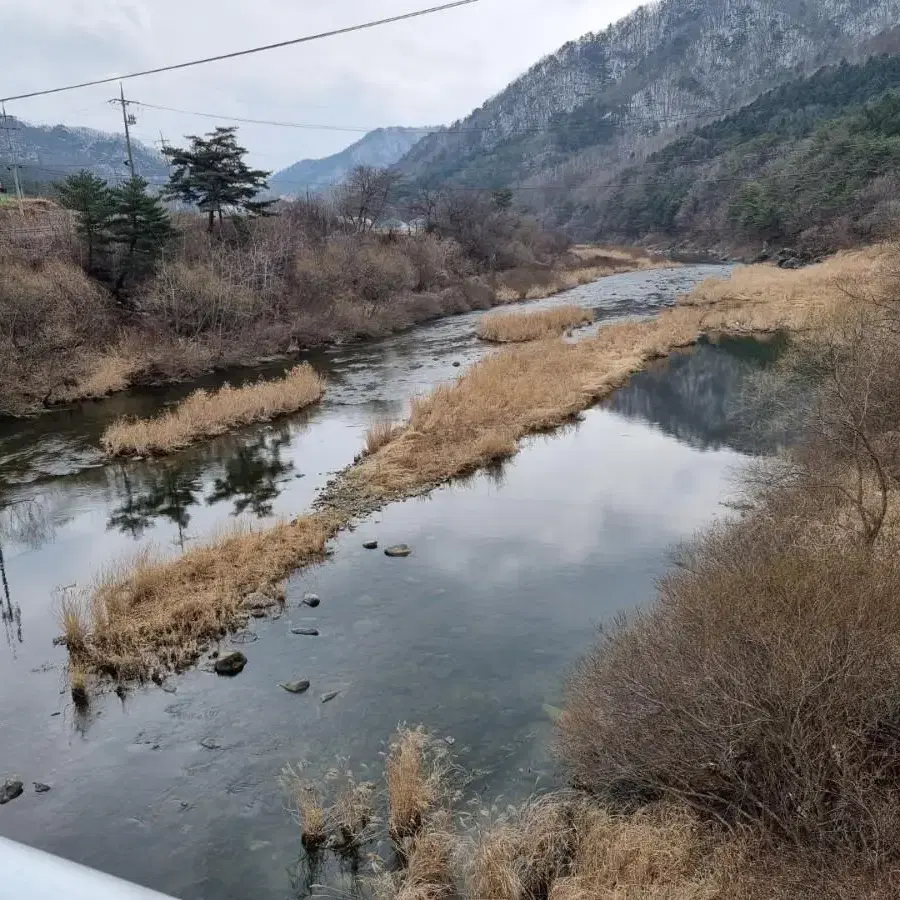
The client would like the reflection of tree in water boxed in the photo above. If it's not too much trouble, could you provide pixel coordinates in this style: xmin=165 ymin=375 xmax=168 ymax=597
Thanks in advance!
xmin=605 ymin=335 xmax=793 ymax=455
xmin=0 ymin=497 xmax=56 ymax=650
xmin=207 ymin=430 xmax=295 ymax=518
xmin=107 ymin=464 xmax=203 ymax=548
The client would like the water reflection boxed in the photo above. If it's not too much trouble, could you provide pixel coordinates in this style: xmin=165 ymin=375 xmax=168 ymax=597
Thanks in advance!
xmin=105 ymin=429 xmax=298 ymax=541
xmin=107 ymin=465 xmax=203 ymax=547
xmin=606 ymin=334 xmax=792 ymax=454
xmin=207 ymin=428 xmax=295 ymax=518
xmin=0 ymin=498 xmax=56 ymax=649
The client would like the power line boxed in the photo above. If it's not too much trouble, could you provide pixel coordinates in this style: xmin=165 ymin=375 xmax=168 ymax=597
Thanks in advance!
xmin=0 ymin=0 xmax=482 ymax=104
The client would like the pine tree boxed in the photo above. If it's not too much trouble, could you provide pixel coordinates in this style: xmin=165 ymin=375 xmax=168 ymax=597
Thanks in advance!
xmin=162 ymin=126 xmax=273 ymax=231
xmin=108 ymin=177 xmax=174 ymax=297
xmin=55 ymin=171 xmax=114 ymax=276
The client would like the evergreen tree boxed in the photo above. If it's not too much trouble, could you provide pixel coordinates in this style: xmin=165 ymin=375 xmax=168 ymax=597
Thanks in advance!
xmin=55 ymin=171 xmax=114 ymax=276
xmin=162 ymin=126 xmax=273 ymax=231
xmin=108 ymin=177 xmax=174 ymax=297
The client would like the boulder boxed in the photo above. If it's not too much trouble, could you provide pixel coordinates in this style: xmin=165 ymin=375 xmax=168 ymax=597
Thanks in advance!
xmin=0 ymin=780 xmax=23 ymax=804
xmin=385 ymin=544 xmax=412 ymax=558
xmin=279 ymin=680 xmax=311 ymax=694
xmin=214 ymin=651 xmax=247 ymax=676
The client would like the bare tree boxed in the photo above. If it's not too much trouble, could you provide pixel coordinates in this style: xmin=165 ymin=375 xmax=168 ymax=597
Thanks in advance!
xmin=336 ymin=166 xmax=401 ymax=234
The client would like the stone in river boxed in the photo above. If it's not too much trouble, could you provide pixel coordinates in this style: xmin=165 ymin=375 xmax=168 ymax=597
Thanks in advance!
xmin=33 ymin=783 xmax=51 ymax=794
xmin=385 ymin=544 xmax=412 ymax=558
xmin=452 ymin=361 xmax=461 ymax=367
xmin=279 ymin=680 xmax=311 ymax=694
xmin=0 ymin=780 xmax=23 ymax=804
xmin=362 ymin=540 xmax=378 ymax=550
xmin=302 ymin=593 xmax=321 ymax=608
xmin=291 ymin=627 xmax=319 ymax=637
xmin=321 ymin=691 xmax=340 ymax=703
xmin=214 ymin=651 xmax=247 ymax=676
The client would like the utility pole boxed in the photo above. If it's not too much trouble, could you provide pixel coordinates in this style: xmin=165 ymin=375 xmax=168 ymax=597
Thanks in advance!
xmin=111 ymin=83 xmax=137 ymax=178
xmin=1 ymin=103 xmax=24 ymax=217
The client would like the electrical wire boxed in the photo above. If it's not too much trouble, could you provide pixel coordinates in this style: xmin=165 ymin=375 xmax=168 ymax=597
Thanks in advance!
xmin=0 ymin=0 xmax=482 ymax=104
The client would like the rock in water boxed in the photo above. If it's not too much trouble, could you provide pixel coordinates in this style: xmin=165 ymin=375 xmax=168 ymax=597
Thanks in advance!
xmin=302 ymin=593 xmax=321 ymax=608
xmin=362 ymin=541 xmax=378 ymax=550
xmin=279 ymin=680 xmax=311 ymax=694
xmin=384 ymin=544 xmax=412 ymax=558
xmin=33 ymin=782 xmax=51 ymax=794
xmin=291 ymin=627 xmax=320 ymax=637
xmin=321 ymin=691 xmax=340 ymax=703
xmin=0 ymin=780 xmax=23 ymax=804
xmin=214 ymin=651 xmax=247 ymax=676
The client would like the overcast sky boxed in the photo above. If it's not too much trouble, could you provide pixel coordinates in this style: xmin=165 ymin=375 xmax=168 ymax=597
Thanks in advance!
xmin=2 ymin=0 xmax=643 ymax=171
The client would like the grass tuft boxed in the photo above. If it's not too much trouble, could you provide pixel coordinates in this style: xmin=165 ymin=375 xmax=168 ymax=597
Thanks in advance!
xmin=476 ymin=305 xmax=593 ymax=343
xmin=101 ymin=364 xmax=326 ymax=456
xmin=387 ymin=726 xmax=449 ymax=842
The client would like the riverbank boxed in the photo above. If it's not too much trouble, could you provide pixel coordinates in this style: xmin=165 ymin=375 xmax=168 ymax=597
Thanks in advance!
xmin=61 ymin=247 xmax=884 ymax=684
xmin=291 ymin=241 xmax=900 ymax=899
xmin=0 ymin=205 xmax=667 ymax=419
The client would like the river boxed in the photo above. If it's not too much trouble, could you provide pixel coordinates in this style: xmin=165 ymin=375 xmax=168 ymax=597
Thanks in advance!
xmin=0 ymin=265 xmax=786 ymax=899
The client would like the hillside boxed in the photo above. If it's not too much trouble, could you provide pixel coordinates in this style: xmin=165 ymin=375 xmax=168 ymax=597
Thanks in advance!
xmin=0 ymin=118 xmax=168 ymax=193
xmin=269 ymin=126 xmax=432 ymax=196
xmin=592 ymin=54 xmax=900 ymax=252
xmin=395 ymin=0 xmax=900 ymax=209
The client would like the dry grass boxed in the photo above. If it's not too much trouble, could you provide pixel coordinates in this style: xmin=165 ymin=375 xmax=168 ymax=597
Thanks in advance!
xmin=281 ymin=767 xmax=330 ymax=849
xmin=366 ymin=421 xmax=406 ymax=456
xmin=387 ymin=726 xmax=447 ymax=841
xmin=66 ymin=514 xmax=339 ymax=678
xmin=341 ymin=248 xmax=895 ymax=505
xmin=101 ymin=364 xmax=325 ymax=456
xmin=69 ymin=248 xmax=895 ymax=682
xmin=477 ymin=305 xmax=594 ymax=343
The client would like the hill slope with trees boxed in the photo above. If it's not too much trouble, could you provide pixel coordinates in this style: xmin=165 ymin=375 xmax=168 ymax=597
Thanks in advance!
xmin=588 ymin=53 xmax=900 ymax=252
xmin=395 ymin=0 xmax=900 ymax=215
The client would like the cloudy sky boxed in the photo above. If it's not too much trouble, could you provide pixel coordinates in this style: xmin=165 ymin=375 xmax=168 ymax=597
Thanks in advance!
xmin=1 ymin=0 xmax=643 ymax=171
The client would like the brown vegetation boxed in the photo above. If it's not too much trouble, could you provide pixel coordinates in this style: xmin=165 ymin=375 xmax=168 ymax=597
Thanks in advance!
xmin=557 ymin=245 xmax=900 ymax=890
xmin=100 ymin=364 xmax=325 ymax=456
xmin=285 ymin=725 xmax=893 ymax=900
xmin=0 ymin=193 xmax=658 ymax=416
xmin=68 ymin=249 xmax=895 ymax=681
xmin=386 ymin=727 xmax=448 ymax=841
xmin=476 ymin=305 xmax=594 ymax=343
xmin=66 ymin=515 xmax=338 ymax=679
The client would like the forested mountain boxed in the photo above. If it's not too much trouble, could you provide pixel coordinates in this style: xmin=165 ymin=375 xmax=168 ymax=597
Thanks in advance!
xmin=395 ymin=0 xmax=900 ymax=214
xmin=0 ymin=118 xmax=168 ymax=193
xmin=592 ymin=54 xmax=900 ymax=251
xmin=269 ymin=127 xmax=432 ymax=197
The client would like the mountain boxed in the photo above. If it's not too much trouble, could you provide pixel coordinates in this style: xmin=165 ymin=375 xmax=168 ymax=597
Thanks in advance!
xmin=396 ymin=0 xmax=900 ymax=224
xmin=0 ymin=118 xmax=169 ymax=192
xmin=591 ymin=53 xmax=900 ymax=252
xmin=269 ymin=126 xmax=432 ymax=196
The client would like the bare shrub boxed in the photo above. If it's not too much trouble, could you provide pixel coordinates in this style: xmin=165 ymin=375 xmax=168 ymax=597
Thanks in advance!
xmin=0 ymin=257 xmax=117 ymax=412
xmin=560 ymin=484 xmax=900 ymax=860
xmin=142 ymin=259 xmax=263 ymax=338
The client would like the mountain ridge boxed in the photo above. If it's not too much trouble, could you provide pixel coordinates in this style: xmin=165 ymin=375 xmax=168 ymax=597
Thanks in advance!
xmin=396 ymin=0 xmax=900 ymax=214
xmin=269 ymin=126 xmax=433 ymax=196
xmin=0 ymin=117 xmax=168 ymax=191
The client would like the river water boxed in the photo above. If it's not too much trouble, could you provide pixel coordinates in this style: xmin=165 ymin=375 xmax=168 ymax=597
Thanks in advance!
xmin=0 ymin=266 xmax=785 ymax=899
